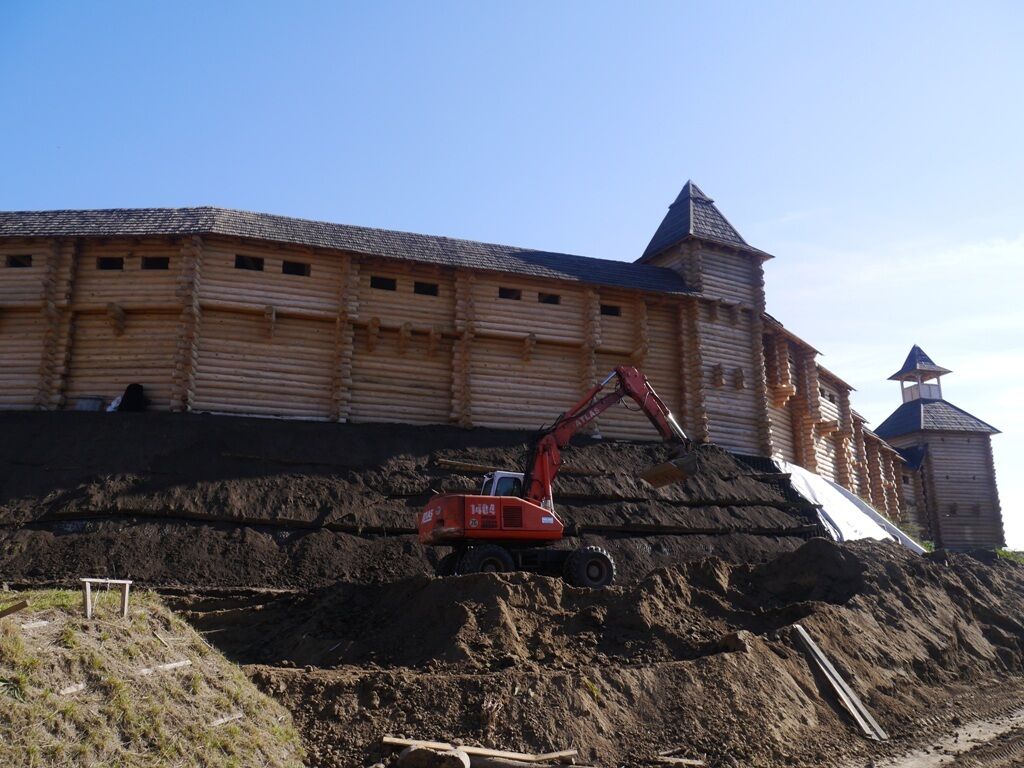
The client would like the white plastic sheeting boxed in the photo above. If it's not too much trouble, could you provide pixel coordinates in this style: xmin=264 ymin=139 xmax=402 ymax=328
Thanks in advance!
xmin=775 ymin=459 xmax=926 ymax=555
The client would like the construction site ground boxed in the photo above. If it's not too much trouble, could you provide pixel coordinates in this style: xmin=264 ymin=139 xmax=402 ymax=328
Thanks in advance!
xmin=2 ymin=412 xmax=1024 ymax=767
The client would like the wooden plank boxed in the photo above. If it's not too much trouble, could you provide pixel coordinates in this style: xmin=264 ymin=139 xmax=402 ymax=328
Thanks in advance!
xmin=792 ymin=624 xmax=888 ymax=741
xmin=0 ymin=599 xmax=29 ymax=620
xmin=381 ymin=737 xmax=578 ymax=763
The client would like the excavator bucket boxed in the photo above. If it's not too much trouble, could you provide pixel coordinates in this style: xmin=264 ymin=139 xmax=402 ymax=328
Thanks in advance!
xmin=640 ymin=450 xmax=700 ymax=488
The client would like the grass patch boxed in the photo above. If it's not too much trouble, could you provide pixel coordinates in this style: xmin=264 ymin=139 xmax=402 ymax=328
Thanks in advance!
xmin=997 ymin=549 xmax=1024 ymax=564
xmin=0 ymin=589 xmax=304 ymax=767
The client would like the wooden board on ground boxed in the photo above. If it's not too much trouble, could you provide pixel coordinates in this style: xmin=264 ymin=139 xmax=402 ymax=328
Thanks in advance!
xmin=382 ymin=736 xmax=578 ymax=763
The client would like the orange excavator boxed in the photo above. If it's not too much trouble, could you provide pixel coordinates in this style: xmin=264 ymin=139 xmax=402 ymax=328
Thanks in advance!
xmin=418 ymin=365 xmax=698 ymax=588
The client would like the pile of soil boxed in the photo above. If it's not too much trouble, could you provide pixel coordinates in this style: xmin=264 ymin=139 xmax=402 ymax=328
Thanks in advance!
xmin=173 ymin=539 xmax=1024 ymax=767
xmin=0 ymin=412 xmax=811 ymax=588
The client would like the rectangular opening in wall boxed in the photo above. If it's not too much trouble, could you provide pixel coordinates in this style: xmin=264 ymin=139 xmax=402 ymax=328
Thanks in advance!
xmin=538 ymin=292 xmax=560 ymax=305
xmin=96 ymin=256 xmax=124 ymax=271
xmin=141 ymin=256 xmax=170 ymax=270
xmin=370 ymin=275 xmax=397 ymax=291
xmin=234 ymin=254 xmax=264 ymax=271
xmin=498 ymin=287 xmax=521 ymax=300
xmin=282 ymin=260 xmax=311 ymax=276
xmin=600 ymin=304 xmax=621 ymax=316
xmin=414 ymin=281 xmax=439 ymax=296
xmin=5 ymin=254 xmax=32 ymax=268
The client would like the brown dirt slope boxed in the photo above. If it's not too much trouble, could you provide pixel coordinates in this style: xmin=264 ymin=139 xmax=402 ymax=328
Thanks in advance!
xmin=175 ymin=539 xmax=1024 ymax=767
xmin=0 ymin=412 xmax=812 ymax=588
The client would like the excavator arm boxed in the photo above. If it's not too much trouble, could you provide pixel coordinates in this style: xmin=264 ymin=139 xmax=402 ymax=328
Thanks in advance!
xmin=521 ymin=365 xmax=693 ymax=508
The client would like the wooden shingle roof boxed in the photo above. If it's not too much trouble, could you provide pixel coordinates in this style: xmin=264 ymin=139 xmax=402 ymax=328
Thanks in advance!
xmin=888 ymin=345 xmax=952 ymax=381
xmin=638 ymin=181 xmax=769 ymax=262
xmin=0 ymin=206 xmax=693 ymax=296
xmin=874 ymin=399 xmax=1000 ymax=438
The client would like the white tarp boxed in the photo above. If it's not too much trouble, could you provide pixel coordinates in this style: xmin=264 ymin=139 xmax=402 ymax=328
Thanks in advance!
xmin=775 ymin=459 xmax=926 ymax=555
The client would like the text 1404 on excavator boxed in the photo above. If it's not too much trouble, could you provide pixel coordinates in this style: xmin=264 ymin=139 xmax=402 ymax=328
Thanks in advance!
xmin=418 ymin=366 xmax=699 ymax=589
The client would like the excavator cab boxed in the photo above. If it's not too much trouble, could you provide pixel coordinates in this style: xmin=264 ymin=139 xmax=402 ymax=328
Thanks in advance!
xmin=479 ymin=471 xmax=524 ymax=498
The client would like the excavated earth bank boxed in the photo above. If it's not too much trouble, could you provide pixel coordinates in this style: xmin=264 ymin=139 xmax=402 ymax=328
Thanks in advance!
xmin=0 ymin=411 xmax=812 ymax=587
xmin=6 ymin=412 xmax=1024 ymax=767
xmin=171 ymin=539 xmax=1024 ymax=767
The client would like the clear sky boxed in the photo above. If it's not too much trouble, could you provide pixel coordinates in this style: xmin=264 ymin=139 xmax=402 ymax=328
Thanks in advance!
xmin=2 ymin=2 xmax=1022 ymax=545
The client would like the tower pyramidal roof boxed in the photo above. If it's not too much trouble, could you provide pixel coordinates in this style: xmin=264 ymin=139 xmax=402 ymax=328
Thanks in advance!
xmin=639 ymin=181 xmax=760 ymax=262
xmin=888 ymin=344 xmax=952 ymax=381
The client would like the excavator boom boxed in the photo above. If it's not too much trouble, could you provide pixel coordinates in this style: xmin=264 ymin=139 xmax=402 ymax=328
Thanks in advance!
xmin=521 ymin=365 xmax=694 ymax=508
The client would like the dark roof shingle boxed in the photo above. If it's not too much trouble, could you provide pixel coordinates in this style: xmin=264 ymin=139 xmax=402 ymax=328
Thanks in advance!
xmin=639 ymin=181 xmax=764 ymax=261
xmin=874 ymin=398 xmax=1000 ymax=438
xmin=888 ymin=345 xmax=952 ymax=381
xmin=0 ymin=206 xmax=692 ymax=295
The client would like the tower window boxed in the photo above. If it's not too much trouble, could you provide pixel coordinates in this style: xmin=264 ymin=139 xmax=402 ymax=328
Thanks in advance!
xmin=414 ymin=281 xmax=439 ymax=296
xmin=282 ymin=260 xmax=311 ymax=276
xmin=6 ymin=254 xmax=32 ymax=268
xmin=97 ymin=256 xmax=124 ymax=271
xmin=600 ymin=304 xmax=621 ymax=316
xmin=234 ymin=255 xmax=264 ymax=271
xmin=370 ymin=275 xmax=397 ymax=291
xmin=141 ymin=256 xmax=170 ymax=270
xmin=498 ymin=287 xmax=521 ymax=300
xmin=538 ymin=292 xmax=561 ymax=305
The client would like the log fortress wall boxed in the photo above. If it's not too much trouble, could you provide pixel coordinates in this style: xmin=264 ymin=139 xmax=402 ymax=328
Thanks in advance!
xmin=0 ymin=221 xmax=906 ymax=524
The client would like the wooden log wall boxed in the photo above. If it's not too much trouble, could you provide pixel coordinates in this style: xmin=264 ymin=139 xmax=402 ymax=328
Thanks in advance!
xmin=0 ymin=239 xmax=58 ymax=409
xmin=0 ymin=232 xmax=930 ymax=526
xmin=170 ymin=236 xmax=203 ymax=412
xmin=693 ymin=245 xmax=760 ymax=306
xmin=57 ymin=240 xmax=181 ymax=409
xmin=889 ymin=432 xmax=1004 ymax=549
xmin=697 ymin=300 xmax=763 ymax=454
xmin=763 ymin=333 xmax=798 ymax=463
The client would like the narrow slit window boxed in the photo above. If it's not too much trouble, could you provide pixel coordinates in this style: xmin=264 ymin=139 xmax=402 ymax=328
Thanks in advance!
xmin=370 ymin=275 xmax=397 ymax=291
xmin=6 ymin=254 xmax=32 ymax=268
xmin=538 ymin=292 xmax=560 ymax=305
xmin=414 ymin=281 xmax=439 ymax=296
xmin=96 ymin=256 xmax=124 ymax=271
xmin=600 ymin=304 xmax=621 ymax=316
xmin=498 ymin=287 xmax=521 ymax=300
xmin=141 ymin=256 xmax=170 ymax=270
xmin=234 ymin=255 xmax=264 ymax=271
xmin=282 ymin=260 xmax=311 ymax=276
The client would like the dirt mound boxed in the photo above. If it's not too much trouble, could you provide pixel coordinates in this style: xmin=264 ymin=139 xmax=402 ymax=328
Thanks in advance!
xmin=173 ymin=539 xmax=1024 ymax=766
xmin=0 ymin=412 xmax=813 ymax=589
xmin=0 ymin=519 xmax=804 ymax=589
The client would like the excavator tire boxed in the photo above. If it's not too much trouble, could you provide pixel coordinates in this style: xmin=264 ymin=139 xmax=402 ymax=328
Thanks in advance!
xmin=564 ymin=546 xmax=616 ymax=589
xmin=459 ymin=544 xmax=515 ymax=575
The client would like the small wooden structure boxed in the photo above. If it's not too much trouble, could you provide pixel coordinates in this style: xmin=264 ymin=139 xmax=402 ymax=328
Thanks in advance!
xmin=875 ymin=346 xmax=1003 ymax=549
xmin=0 ymin=186 xmax=929 ymax=524
xmin=81 ymin=578 xmax=132 ymax=619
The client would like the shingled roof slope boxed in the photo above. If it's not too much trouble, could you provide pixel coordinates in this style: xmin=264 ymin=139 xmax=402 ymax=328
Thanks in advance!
xmin=889 ymin=345 xmax=952 ymax=381
xmin=0 ymin=207 xmax=692 ymax=295
xmin=874 ymin=399 xmax=1000 ymax=438
xmin=639 ymin=181 xmax=763 ymax=262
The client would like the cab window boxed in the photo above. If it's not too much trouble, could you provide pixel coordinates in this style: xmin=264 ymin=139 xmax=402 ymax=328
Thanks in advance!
xmin=494 ymin=477 xmax=522 ymax=497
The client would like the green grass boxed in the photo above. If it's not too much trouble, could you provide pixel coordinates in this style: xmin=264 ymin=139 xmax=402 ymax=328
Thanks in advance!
xmin=997 ymin=549 xmax=1024 ymax=564
xmin=0 ymin=589 xmax=304 ymax=768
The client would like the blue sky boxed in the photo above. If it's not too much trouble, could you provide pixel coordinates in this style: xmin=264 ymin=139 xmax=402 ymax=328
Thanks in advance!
xmin=2 ymin=2 xmax=1022 ymax=545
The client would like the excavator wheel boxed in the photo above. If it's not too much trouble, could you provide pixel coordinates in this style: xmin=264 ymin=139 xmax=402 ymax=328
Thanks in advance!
xmin=564 ymin=546 xmax=616 ymax=589
xmin=459 ymin=544 xmax=515 ymax=575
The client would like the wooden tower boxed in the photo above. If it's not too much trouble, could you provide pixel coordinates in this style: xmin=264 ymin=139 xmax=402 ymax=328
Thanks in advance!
xmin=875 ymin=346 xmax=1003 ymax=550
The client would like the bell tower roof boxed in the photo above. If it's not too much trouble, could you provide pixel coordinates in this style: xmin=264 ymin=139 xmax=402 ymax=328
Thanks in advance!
xmin=888 ymin=345 xmax=952 ymax=382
